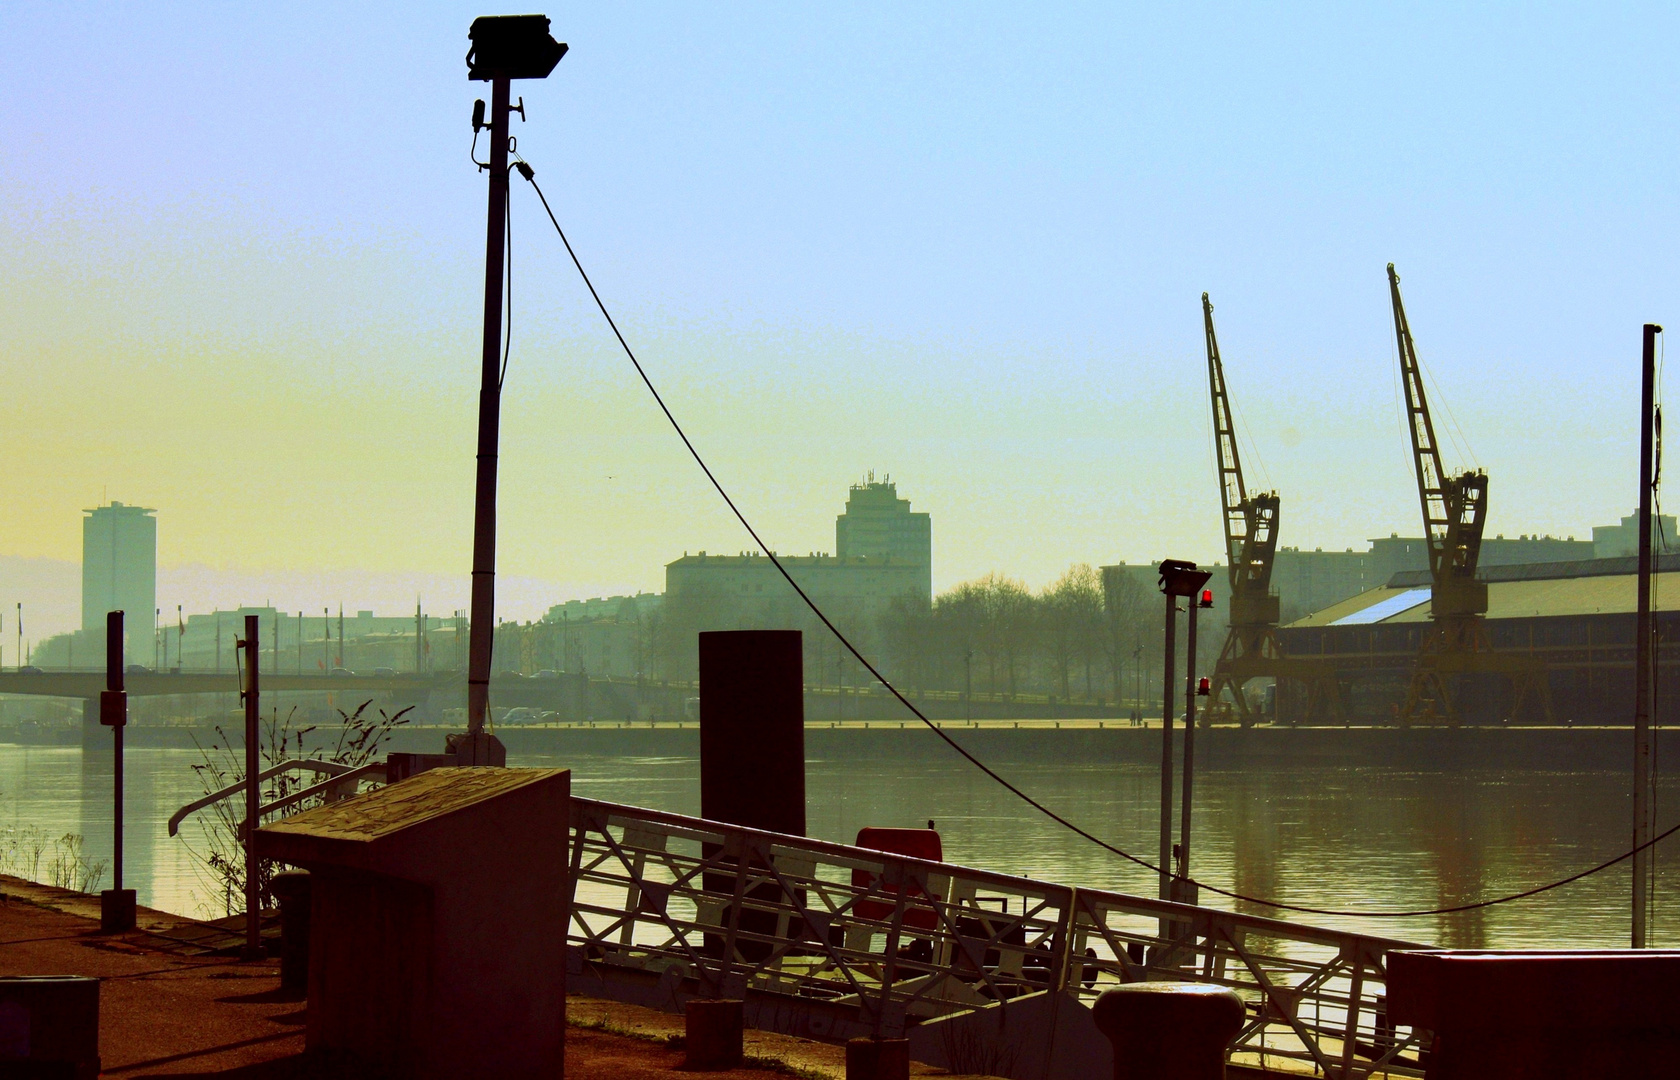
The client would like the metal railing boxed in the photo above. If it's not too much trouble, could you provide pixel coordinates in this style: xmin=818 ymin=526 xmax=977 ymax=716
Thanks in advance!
xmin=567 ymin=797 xmax=1430 ymax=1079
xmin=168 ymin=758 xmax=388 ymax=836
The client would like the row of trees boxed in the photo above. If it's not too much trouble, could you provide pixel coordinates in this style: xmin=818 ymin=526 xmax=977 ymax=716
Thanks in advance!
xmin=645 ymin=563 xmax=1228 ymax=706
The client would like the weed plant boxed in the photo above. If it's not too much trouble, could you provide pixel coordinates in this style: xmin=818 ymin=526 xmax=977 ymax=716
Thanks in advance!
xmin=184 ymin=700 xmax=411 ymax=917
xmin=0 ymin=825 xmax=107 ymax=893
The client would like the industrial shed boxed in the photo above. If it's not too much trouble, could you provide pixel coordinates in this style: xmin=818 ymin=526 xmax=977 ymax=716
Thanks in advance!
xmin=1275 ymin=555 xmax=1680 ymax=724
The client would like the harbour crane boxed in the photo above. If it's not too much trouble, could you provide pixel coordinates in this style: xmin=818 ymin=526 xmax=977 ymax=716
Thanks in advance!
xmin=1202 ymin=294 xmax=1345 ymax=725
xmin=1386 ymin=264 xmax=1552 ymax=724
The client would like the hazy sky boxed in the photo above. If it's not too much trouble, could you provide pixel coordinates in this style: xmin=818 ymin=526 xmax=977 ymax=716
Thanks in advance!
xmin=4 ymin=3 xmax=1678 ymax=638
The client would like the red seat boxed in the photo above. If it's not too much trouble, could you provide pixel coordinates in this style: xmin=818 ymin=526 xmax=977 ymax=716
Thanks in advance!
xmin=853 ymin=828 xmax=942 ymax=931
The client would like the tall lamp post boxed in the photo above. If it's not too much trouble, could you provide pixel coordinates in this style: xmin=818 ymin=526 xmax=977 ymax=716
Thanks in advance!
xmin=458 ymin=15 xmax=567 ymax=765
xmin=1634 ymin=322 xmax=1663 ymax=948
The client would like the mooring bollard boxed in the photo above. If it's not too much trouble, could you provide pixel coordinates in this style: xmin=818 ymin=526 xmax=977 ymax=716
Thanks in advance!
xmin=685 ymin=998 xmax=744 ymax=1070
xmin=1092 ymin=983 xmax=1244 ymax=1080
xmin=270 ymin=870 xmax=312 ymax=992
xmin=846 ymin=1036 xmax=910 ymax=1080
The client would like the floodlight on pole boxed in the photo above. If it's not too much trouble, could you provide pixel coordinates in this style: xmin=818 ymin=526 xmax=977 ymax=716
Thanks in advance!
xmin=1158 ymin=558 xmax=1212 ymax=599
xmin=457 ymin=15 xmax=565 ymax=766
xmin=1155 ymin=557 xmax=1211 ymax=924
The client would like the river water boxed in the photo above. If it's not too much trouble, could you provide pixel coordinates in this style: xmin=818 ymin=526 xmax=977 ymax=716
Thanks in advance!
xmin=2 ymin=741 xmax=1676 ymax=949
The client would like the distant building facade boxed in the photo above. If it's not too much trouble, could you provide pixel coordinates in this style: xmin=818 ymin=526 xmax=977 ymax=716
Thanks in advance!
xmin=82 ymin=501 xmax=156 ymax=663
xmin=545 ymin=593 xmax=663 ymax=624
xmin=1592 ymin=511 xmax=1680 ymax=559
xmin=665 ymin=552 xmax=927 ymax=626
xmin=835 ymin=477 xmax=931 ymax=598
xmin=662 ymin=479 xmax=932 ymax=648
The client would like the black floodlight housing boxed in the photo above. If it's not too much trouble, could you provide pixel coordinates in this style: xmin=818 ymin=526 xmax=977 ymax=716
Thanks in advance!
xmin=467 ymin=15 xmax=567 ymax=81
xmin=1158 ymin=559 xmax=1212 ymax=598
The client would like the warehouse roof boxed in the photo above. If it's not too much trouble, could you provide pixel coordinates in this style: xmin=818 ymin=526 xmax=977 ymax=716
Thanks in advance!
xmin=1290 ymin=554 xmax=1680 ymax=628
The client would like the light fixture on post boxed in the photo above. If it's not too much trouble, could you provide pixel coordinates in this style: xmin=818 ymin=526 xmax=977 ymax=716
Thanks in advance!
xmin=1155 ymin=559 xmax=1211 ymax=916
xmin=456 ymin=15 xmax=566 ymax=767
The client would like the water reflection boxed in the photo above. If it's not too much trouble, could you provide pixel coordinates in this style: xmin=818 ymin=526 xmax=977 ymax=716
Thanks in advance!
xmin=1 ymin=743 xmax=1675 ymax=948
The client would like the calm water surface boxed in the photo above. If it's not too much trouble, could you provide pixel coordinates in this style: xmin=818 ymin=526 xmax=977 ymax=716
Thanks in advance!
xmin=3 ymin=743 xmax=1677 ymax=948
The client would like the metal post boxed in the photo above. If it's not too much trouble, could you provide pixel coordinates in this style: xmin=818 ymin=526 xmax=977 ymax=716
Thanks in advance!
xmin=964 ymin=649 xmax=973 ymax=723
xmin=109 ymin=616 xmax=124 ymax=890
xmin=1180 ymin=598 xmax=1198 ymax=882
xmin=242 ymin=614 xmax=261 ymax=958
xmin=465 ymin=73 xmax=512 ymax=757
xmin=100 ymin=609 xmax=134 ymax=932
xmin=1159 ymin=593 xmax=1176 ymax=902
xmin=1634 ymin=322 xmax=1662 ymax=948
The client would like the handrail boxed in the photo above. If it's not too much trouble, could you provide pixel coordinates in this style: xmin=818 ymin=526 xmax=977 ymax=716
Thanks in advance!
xmin=167 ymin=758 xmax=360 ymax=836
xmin=567 ymin=796 xmax=1434 ymax=1078
xmin=253 ymin=762 xmax=388 ymax=822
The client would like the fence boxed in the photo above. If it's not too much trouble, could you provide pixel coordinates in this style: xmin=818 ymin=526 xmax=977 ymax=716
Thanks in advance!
xmin=567 ymin=796 xmax=1431 ymax=1079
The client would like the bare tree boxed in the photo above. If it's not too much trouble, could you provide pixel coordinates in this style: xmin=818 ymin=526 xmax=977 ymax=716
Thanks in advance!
xmin=1046 ymin=564 xmax=1105 ymax=701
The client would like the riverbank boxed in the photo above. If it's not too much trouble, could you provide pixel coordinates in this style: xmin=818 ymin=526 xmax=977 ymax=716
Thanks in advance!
xmin=434 ymin=722 xmax=1680 ymax=771
xmin=14 ymin=719 xmax=1680 ymax=771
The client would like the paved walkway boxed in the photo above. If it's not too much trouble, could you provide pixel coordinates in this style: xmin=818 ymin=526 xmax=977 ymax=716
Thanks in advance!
xmin=0 ymin=875 xmax=998 ymax=1078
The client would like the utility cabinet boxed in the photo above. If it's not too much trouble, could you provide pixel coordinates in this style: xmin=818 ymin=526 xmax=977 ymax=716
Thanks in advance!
xmin=255 ymin=767 xmax=570 ymax=1080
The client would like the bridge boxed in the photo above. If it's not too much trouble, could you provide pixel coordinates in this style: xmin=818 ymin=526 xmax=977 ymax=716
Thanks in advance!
xmin=0 ymin=670 xmax=453 ymax=698
xmin=0 ymin=669 xmax=1130 ymax=724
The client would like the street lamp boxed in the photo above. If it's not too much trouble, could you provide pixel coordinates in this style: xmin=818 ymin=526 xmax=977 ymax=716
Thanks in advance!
xmin=459 ymin=14 xmax=567 ymax=767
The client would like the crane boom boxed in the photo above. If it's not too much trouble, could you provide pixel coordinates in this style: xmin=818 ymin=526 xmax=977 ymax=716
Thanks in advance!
xmin=1202 ymin=293 xmax=1334 ymax=726
xmin=1204 ymin=294 xmax=1279 ymax=600
xmin=1386 ymin=264 xmax=1487 ymax=615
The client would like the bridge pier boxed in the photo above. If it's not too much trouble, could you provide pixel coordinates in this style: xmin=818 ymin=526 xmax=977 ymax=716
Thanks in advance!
xmin=80 ymin=697 xmax=103 ymax=750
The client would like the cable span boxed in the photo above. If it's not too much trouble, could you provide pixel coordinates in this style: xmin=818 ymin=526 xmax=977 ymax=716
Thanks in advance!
xmin=515 ymin=163 xmax=1676 ymax=920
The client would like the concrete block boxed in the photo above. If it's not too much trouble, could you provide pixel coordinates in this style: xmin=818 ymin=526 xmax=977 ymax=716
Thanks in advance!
xmin=99 ymin=888 xmax=135 ymax=934
xmin=0 ymin=976 xmax=100 ymax=1080
xmin=1388 ymin=949 xmax=1680 ymax=1079
xmin=254 ymin=767 xmax=569 ymax=1080
xmin=847 ymin=1036 xmax=909 ymax=1080
xmin=1092 ymin=983 xmax=1243 ymax=1080
xmin=685 ymin=998 xmax=743 ymax=1069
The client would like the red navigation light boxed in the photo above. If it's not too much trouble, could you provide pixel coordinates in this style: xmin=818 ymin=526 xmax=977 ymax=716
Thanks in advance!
xmin=1197 ymin=677 xmax=1210 ymax=696
xmin=1200 ymin=588 xmax=1214 ymax=608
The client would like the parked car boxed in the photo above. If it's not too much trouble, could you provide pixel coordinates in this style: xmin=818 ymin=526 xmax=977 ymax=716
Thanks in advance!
xmin=125 ymin=664 xmax=152 ymax=675
xmin=372 ymin=667 xmax=397 ymax=677
xmin=534 ymin=669 xmax=562 ymax=680
xmin=501 ymin=707 xmax=538 ymax=725
xmin=328 ymin=667 xmax=354 ymax=677
xmin=17 ymin=665 xmax=42 ymax=675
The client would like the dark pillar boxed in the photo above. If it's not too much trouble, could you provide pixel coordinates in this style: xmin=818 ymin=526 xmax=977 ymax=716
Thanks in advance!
xmin=684 ymin=998 xmax=744 ymax=1069
xmin=271 ymin=870 xmax=312 ymax=993
xmin=699 ymin=630 xmax=804 ymax=836
xmin=1093 ymin=983 xmax=1243 ymax=1080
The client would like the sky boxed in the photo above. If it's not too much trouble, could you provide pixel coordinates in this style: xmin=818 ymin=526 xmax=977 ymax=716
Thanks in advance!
xmin=3 ymin=2 xmax=1678 ymax=640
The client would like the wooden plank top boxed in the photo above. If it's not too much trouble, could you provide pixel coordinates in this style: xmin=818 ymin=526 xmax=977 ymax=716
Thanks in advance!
xmin=260 ymin=767 xmax=567 ymax=845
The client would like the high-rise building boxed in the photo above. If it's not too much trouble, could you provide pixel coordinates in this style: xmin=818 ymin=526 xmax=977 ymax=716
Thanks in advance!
xmin=82 ymin=502 xmax=156 ymax=662
xmin=835 ymin=477 xmax=931 ymax=598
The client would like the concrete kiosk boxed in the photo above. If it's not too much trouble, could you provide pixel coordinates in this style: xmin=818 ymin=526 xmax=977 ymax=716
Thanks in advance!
xmin=254 ymin=767 xmax=570 ymax=1080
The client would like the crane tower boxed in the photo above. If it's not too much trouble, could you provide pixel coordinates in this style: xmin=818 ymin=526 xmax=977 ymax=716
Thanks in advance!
xmin=1387 ymin=264 xmax=1552 ymax=724
xmin=1203 ymin=294 xmax=1345 ymax=725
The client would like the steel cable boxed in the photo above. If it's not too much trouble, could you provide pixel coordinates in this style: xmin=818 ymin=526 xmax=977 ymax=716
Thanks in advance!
xmin=515 ymin=163 xmax=1675 ymax=920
